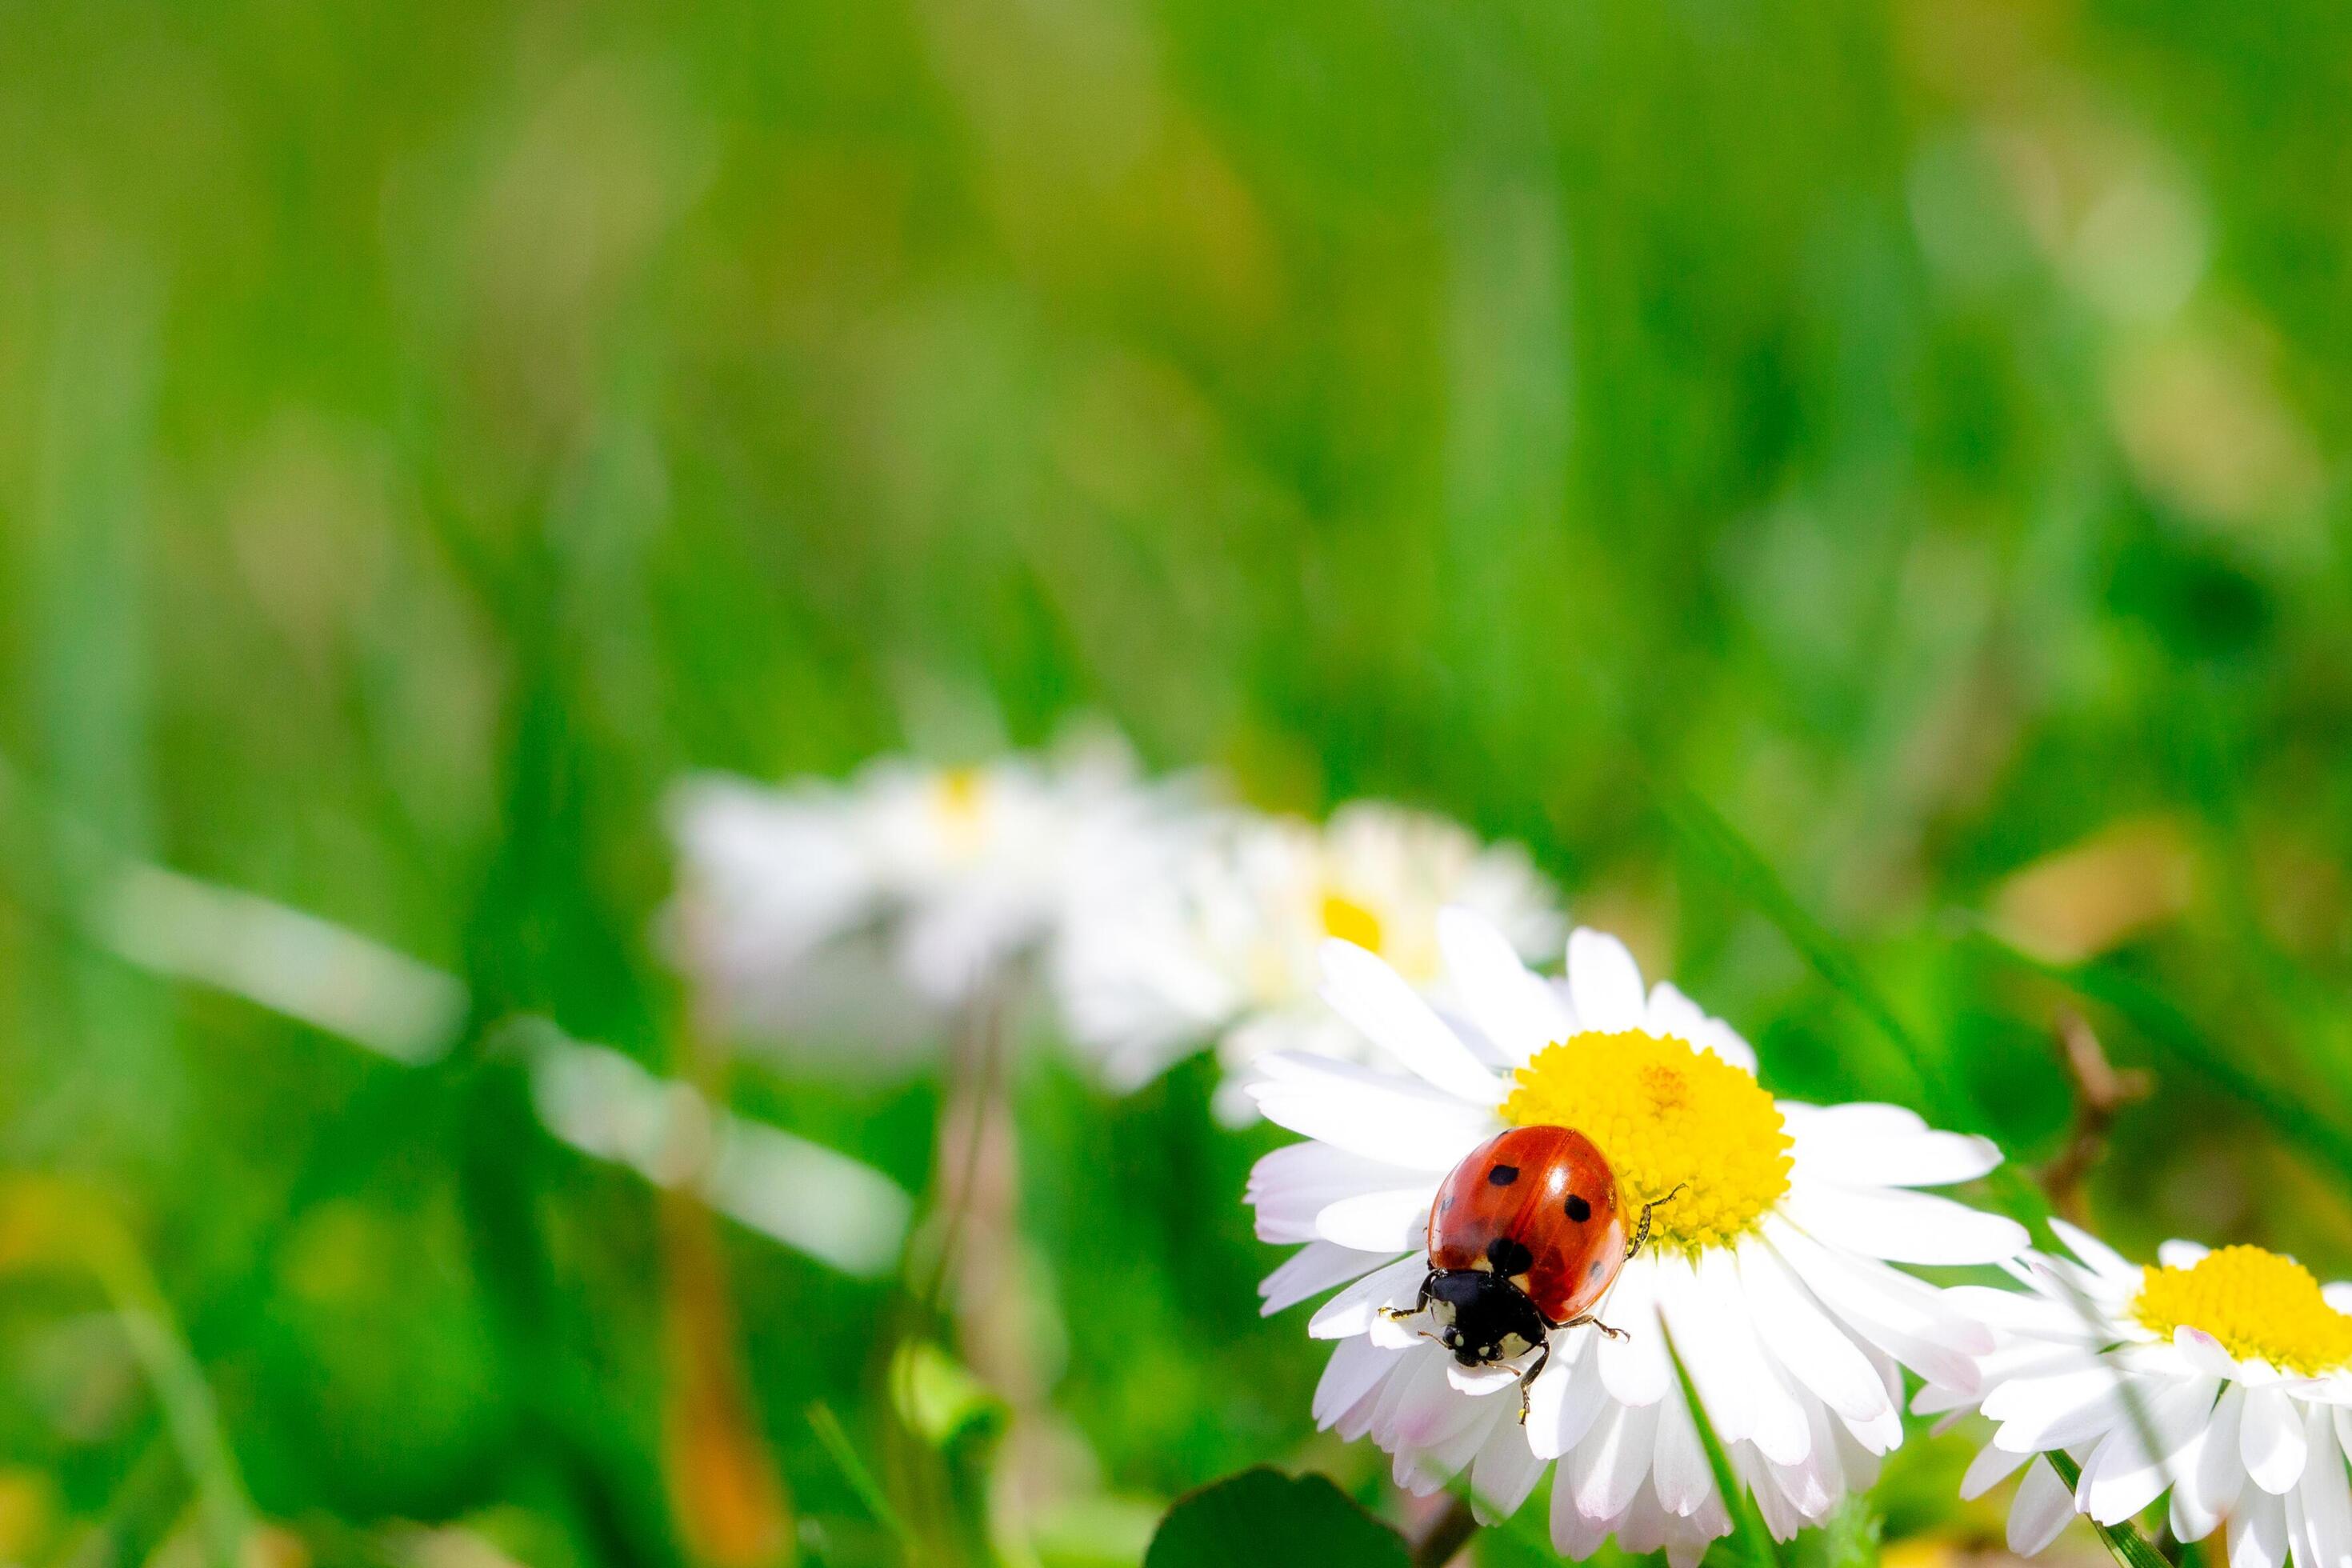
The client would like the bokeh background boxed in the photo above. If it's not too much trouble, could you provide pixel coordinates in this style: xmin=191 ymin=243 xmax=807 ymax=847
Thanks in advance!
xmin=5 ymin=0 xmax=2351 ymax=1564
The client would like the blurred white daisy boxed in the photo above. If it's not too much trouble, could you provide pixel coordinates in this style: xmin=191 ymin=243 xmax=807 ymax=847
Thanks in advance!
xmin=1246 ymin=914 xmax=2029 ymax=1565
xmin=1926 ymin=1224 xmax=2352 ymax=1568
xmin=1053 ymin=802 xmax=1561 ymax=1104
xmin=666 ymin=733 xmax=1183 ymax=1039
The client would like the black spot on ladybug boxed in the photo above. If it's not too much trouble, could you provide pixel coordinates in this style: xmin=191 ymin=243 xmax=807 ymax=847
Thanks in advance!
xmin=1566 ymin=1194 xmax=1592 ymax=1222
xmin=1486 ymin=1237 xmax=1535 ymax=1275
xmin=1588 ymin=1259 xmax=1606 ymax=1279
xmin=1487 ymin=1164 xmax=1520 ymax=1187
xmin=1440 ymin=1196 xmax=1454 ymax=1213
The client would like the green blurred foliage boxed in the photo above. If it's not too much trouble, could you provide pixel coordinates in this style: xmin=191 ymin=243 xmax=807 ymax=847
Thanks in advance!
xmin=2 ymin=0 xmax=2351 ymax=1564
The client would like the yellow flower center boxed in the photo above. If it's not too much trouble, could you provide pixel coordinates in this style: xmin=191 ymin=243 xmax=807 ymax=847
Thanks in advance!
xmin=2130 ymin=1245 xmax=2352 ymax=1374
xmin=1502 ymin=1030 xmax=1791 ymax=1255
xmin=930 ymin=767 xmax=991 ymax=855
xmin=1318 ymin=890 xmax=1386 ymax=954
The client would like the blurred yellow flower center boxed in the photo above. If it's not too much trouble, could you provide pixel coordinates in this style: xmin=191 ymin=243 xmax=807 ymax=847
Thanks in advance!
xmin=1502 ymin=1030 xmax=1790 ymax=1254
xmin=2130 ymin=1245 xmax=2352 ymax=1374
xmin=1318 ymin=890 xmax=1385 ymax=954
xmin=931 ymin=766 xmax=991 ymax=854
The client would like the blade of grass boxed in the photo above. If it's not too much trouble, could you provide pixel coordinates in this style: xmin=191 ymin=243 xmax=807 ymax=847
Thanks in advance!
xmin=1659 ymin=790 xmax=2052 ymax=1227
xmin=1967 ymin=926 xmax=2352 ymax=1190
xmin=2044 ymin=1452 xmax=2171 ymax=1568
xmin=0 ymin=1178 xmax=254 ymax=1568
xmin=1661 ymin=1322 xmax=1781 ymax=1568
xmin=809 ymin=1402 xmax=920 ymax=1564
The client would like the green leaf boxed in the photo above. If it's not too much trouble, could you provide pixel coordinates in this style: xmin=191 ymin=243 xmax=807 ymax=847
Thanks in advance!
xmin=2044 ymin=1453 xmax=2171 ymax=1568
xmin=1146 ymin=1468 xmax=1412 ymax=1568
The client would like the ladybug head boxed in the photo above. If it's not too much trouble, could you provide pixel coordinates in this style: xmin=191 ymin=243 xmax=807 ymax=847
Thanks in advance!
xmin=1424 ymin=1268 xmax=1550 ymax=1367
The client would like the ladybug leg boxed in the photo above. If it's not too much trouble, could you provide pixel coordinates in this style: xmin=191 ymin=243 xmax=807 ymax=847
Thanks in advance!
xmin=1376 ymin=1276 xmax=1433 ymax=1324
xmin=1625 ymin=1182 xmax=1690 ymax=1260
xmin=1515 ymin=1341 xmax=1550 ymax=1425
xmin=1560 ymin=1312 xmax=1630 ymax=1342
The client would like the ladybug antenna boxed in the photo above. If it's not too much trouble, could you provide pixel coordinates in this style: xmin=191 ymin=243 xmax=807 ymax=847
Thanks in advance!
xmin=1625 ymin=1182 xmax=1690 ymax=1259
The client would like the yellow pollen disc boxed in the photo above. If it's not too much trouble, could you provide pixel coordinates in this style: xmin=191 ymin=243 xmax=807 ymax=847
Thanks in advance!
xmin=935 ymin=766 xmax=986 ymax=817
xmin=1318 ymin=891 xmax=1385 ymax=955
xmin=930 ymin=766 xmax=992 ymax=854
xmin=1502 ymin=1030 xmax=1791 ymax=1255
xmin=2130 ymin=1245 xmax=2352 ymax=1375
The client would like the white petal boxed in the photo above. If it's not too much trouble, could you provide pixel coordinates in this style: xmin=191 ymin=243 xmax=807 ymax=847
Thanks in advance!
xmin=1766 ymin=1220 xmax=1992 ymax=1390
xmin=1449 ymin=1358 xmax=1523 ymax=1396
xmin=1943 ymin=1284 xmax=2108 ymax=1341
xmin=1250 ymin=1141 xmax=1425 ymax=1242
xmin=2050 ymin=1218 xmax=2142 ymax=1286
xmin=1566 ymin=928 xmax=1648 ymax=1033
xmin=1376 ymin=1345 xmax=1466 ymax=1450
xmin=1314 ymin=1189 xmax=1433 ymax=1253
xmin=1962 ymin=1439 xmax=2034 ymax=1500
xmin=1597 ymin=1251 xmax=1674 ymax=1407
xmin=1437 ymin=906 xmax=1574 ymax=1066
xmin=1754 ymin=1406 xmax=1838 ymax=1525
xmin=1738 ymin=1442 xmax=1803 ymax=1539
xmin=2290 ymin=1470 xmax=2322 ymax=1568
xmin=1551 ymin=1465 xmax=1616 ymax=1560
xmin=2173 ymin=1434 xmax=2223 ymax=1544
xmin=2178 ymin=1385 xmax=2250 ymax=1538
xmin=1664 ymin=1521 xmax=1717 ymax=1568
xmin=1618 ymin=1475 xmax=1673 ymax=1552
xmin=1780 ymin=1182 xmax=2030 ymax=1266
xmin=1574 ymin=1395 xmax=1662 ymax=1519
xmin=2179 ymin=1326 xmax=2249 ymax=1382
xmin=2326 ymin=1283 xmax=2352 ymax=1318
xmin=2010 ymin=1455 xmax=2078 ymax=1555
xmin=1262 ymin=1239 xmax=1396 ymax=1314
xmin=1784 ymin=1104 xmax=2003 ymax=1188
xmin=1737 ymin=1237 xmax=1892 ymax=1423
xmin=1470 ymin=1417 xmax=1549 ymax=1523
xmin=2234 ymin=1486 xmax=2291 ymax=1568
xmin=1644 ymin=983 xmax=1757 ymax=1074
xmin=1314 ymin=1334 xmax=1404 ymax=1428
xmin=1985 ymin=1366 xmax=2143 ymax=1453
xmin=1660 ymin=1248 xmax=1811 ymax=1466
xmin=1318 ymin=939 xmax=1510 ymax=1104
xmin=1842 ymin=1397 xmax=1906 ymax=1457
xmin=2247 ymin=1386 xmax=2313 ymax=1494
xmin=2298 ymin=1406 xmax=2352 ymax=1568
xmin=2163 ymin=1239 xmax=2214 ymax=1270
xmin=1529 ymin=1328 xmax=1607 ymax=1460
xmin=1247 ymin=1054 xmax=1494 ymax=1169
xmin=2078 ymin=1375 xmax=2219 ymax=1524
xmin=1310 ymin=1254 xmax=1430 ymax=1339
xmin=1651 ymin=1390 xmax=1714 ymax=1517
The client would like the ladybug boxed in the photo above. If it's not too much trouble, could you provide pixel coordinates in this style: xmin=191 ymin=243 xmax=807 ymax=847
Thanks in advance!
xmin=1381 ymin=1126 xmax=1682 ymax=1419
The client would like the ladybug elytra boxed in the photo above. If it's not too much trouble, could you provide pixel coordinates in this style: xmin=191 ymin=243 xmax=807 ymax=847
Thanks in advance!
xmin=1381 ymin=1124 xmax=1682 ymax=1420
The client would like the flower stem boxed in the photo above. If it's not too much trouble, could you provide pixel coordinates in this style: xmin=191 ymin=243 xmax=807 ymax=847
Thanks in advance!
xmin=1411 ymin=1496 xmax=1479 ymax=1567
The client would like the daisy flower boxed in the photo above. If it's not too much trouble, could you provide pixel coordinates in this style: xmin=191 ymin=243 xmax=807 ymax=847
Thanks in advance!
xmin=666 ymin=733 xmax=1182 ymax=1038
xmin=1246 ymin=913 xmax=2029 ymax=1565
xmin=1926 ymin=1223 xmax=2352 ymax=1568
xmin=1053 ymin=802 xmax=1561 ymax=1105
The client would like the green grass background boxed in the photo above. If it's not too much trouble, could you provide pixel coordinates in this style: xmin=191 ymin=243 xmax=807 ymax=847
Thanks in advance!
xmin=3 ymin=0 xmax=2351 ymax=1563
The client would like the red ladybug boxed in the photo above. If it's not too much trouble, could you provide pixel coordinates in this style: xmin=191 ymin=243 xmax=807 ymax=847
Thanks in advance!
xmin=1382 ymin=1126 xmax=1681 ymax=1418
